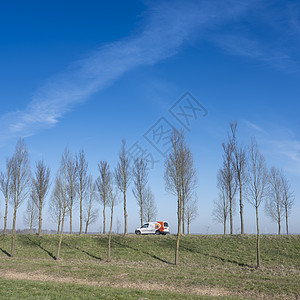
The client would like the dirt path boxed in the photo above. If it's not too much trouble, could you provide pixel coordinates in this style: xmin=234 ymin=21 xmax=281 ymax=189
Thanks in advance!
xmin=0 ymin=270 xmax=230 ymax=298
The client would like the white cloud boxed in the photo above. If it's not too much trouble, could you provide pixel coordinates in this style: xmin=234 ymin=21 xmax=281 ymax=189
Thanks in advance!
xmin=0 ymin=0 xmax=252 ymax=145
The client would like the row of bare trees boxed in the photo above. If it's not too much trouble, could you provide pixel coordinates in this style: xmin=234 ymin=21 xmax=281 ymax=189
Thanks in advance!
xmin=213 ymin=122 xmax=294 ymax=237
xmin=213 ymin=122 xmax=295 ymax=268
xmin=0 ymin=138 xmax=161 ymax=260
xmin=0 ymin=139 xmax=51 ymax=256
xmin=49 ymin=148 xmax=119 ymax=261
xmin=265 ymin=166 xmax=294 ymax=235
xmin=213 ymin=122 xmax=247 ymax=235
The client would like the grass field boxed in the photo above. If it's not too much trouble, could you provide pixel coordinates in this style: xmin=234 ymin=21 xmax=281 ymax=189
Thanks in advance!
xmin=0 ymin=234 xmax=299 ymax=299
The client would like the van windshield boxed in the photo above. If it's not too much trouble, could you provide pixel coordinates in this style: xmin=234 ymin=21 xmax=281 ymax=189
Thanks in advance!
xmin=141 ymin=224 xmax=149 ymax=228
xmin=164 ymin=222 xmax=168 ymax=227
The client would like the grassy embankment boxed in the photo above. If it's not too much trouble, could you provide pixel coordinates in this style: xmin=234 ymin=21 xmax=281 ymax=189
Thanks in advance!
xmin=0 ymin=234 xmax=299 ymax=299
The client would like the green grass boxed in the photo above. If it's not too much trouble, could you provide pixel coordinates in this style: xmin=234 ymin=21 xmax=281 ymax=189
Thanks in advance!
xmin=0 ymin=277 xmax=219 ymax=300
xmin=0 ymin=234 xmax=299 ymax=299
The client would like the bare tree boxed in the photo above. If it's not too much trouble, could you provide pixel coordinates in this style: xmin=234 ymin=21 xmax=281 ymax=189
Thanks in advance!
xmin=23 ymin=191 xmax=38 ymax=234
xmin=165 ymin=129 xmax=196 ymax=265
xmin=185 ymin=195 xmax=198 ymax=236
xmin=49 ymin=177 xmax=63 ymax=234
xmin=281 ymin=173 xmax=294 ymax=235
xmin=165 ymin=129 xmax=183 ymax=266
xmin=229 ymin=122 xmax=248 ymax=234
xmin=181 ymin=143 xmax=197 ymax=234
xmin=84 ymin=175 xmax=98 ymax=234
xmin=212 ymin=168 xmax=230 ymax=235
xmin=247 ymin=138 xmax=269 ymax=268
xmin=10 ymin=138 xmax=31 ymax=257
xmin=212 ymin=191 xmax=229 ymax=235
xmin=107 ymin=183 xmax=118 ymax=262
xmin=32 ymin=160 xmax=50 ymax=236
xmin=132 ymin=157 xmax=148 ymax=226
xmin=66 ymin=149 xmax=77 ymax=234
xmin=96 ymin=161 xmax=111 ymax=234
xmin=143 ymin=185 xmax=157 ymax=222
xmin=56 ymin=148 xmax=72 ymax=260
xmin=0 ymin=157 xmax=13 ymax=236
xmin=221 ymin=140 xmax=237 ymax=234
xmin=115 ymin=139 xmax=131 ymax=235
xmin=76 ymin=150 xmax=89 ymax=235
xmin=265 ymin=167 xmax=284 ymax=235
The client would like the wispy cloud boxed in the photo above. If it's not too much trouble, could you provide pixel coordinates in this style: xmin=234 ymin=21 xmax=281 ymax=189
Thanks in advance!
xmin=213 ymin=34 xmax=298 ymax=72
xmin=210 ymin=1 xmax=300 ymax=73
xmin=0 ymin=0 xmax=252 ymax=145
xmin=244 ymin=120 xmax=269 ymax=135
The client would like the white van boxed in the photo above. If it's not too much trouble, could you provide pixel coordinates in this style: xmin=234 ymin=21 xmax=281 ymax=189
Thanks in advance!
xmin=135 ymin=221 xmax=169 ymax=235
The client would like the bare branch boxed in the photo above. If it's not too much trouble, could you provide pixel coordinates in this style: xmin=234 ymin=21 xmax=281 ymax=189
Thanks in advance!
xmin=0 ymin=157 xmax=13 ymax=235
xmin=115 ymin=139 xmax=131 ymax=235
xmin=132 ymin=157 xmax=148 ymax=226
xmin=143 ymin=185 xmax=157 ymax=222
xmin=96 ymin=161 xmax=112 ymax=234
xmin=10 ymin=138 xmax=31 ymax=257
xmin=83 ymin=175 xmax=98 ymax=234
xmin=76 ymin=149 xmax=89 ymax=235
xmin=23 ymin=190 xmax=38 ymax=234
xmin=32 ymin=159 xmax=50 ymax=236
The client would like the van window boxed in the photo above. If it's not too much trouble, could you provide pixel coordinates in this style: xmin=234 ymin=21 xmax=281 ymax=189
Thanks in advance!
xmin=141 ymin=224 xmax=149 ymax=228
xmin=164 ymin=222 xmax=168 ymax=227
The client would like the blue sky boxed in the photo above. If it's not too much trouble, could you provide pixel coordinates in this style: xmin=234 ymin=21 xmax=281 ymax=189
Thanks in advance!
xmin=0 ymin=0 xmax=299 ymax=234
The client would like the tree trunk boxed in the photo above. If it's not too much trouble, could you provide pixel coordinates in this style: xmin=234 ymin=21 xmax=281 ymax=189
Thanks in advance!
xmin=103 ymin=203 xmax=106 ymax=234
xmin=256 ymin=205 xmax=260 ymax=269
xmin=229 ymin=189 xmax=233 ymax=235
xmin=239 ymin=185 xmax=244 ymax=235
xmin=29 ymin=211 xmax=33 ymax=234
xmin=11 ymin=204 xmax=18 ymax=257
xmin=3 ymin=199 xmax=8 ymax=236
xmin=38 ymin=199 xmax=42 ymax=236
xmin=56 ymin=211 xmax=65 ymax=260
xmin=223 ymin=216 xmax=227 ymax=235
xmin=79 ymin=194 xmax=83 ymax=236
xmin=69 ymin=201 xmax=73 ymax=234
xmin=285 ymin=207 xmax=289 ymax=235
xmin=277 ymin=201 xmax=281 ymax=235
xmin=107 ymin=204 xmax=114 ymax=262
xmin=175 ymin=195 xmax=182 ymax=266
xmin=57 ymin=210 xmax=61 ymax=235
xmin=85 ymin=199 xmax=92 ymax=235
xmin=124 ymin=192 xmax=127 ymax=235
xmin=85 ymin=221 xmax=88 ymax=234
xmin=140 ymin=196 xmax=143 ymax=227
xmin=187 ymin=219 xmax=190 ymax=236
xmin=182 ymin=198 xmax=185 ymax=235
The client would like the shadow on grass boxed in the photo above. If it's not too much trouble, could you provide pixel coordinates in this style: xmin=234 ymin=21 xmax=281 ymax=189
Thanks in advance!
xmin=0 ymin=247 xmax=11 ymax=257
xmin=113 ymin=239 xmax=174 ymax=265
xmin=180 ymin=245 xmax=254 ymax=269
xmin=62 ymin=241 xmax=102 ymax=261
xmin=73 ymin=246 xmax=103 ymax=261
xmin=26 ymin=236 xmax=56 ymax=260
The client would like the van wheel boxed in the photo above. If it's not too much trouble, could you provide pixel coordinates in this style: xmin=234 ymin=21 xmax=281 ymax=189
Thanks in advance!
xmin=155 ymin=230 xmax=160 ymax=235
xmin=136 ymin=231 xmax=141 ymax=235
